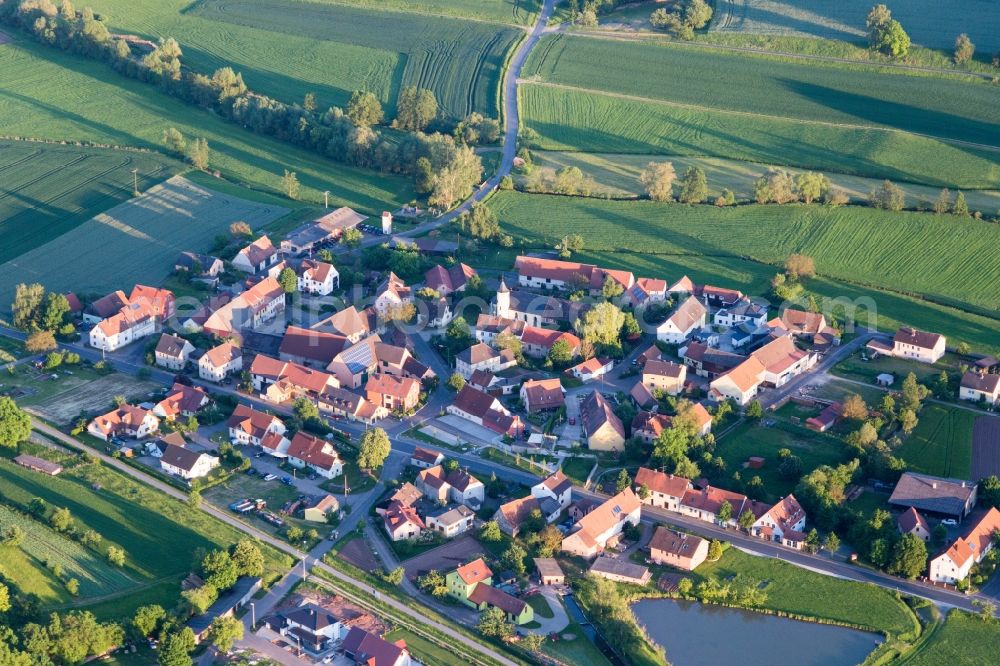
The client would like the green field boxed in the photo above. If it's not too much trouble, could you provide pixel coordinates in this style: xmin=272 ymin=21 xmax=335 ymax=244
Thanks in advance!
xmin=715 ymin=421 xmax=848 ymax=501
xmin=520 ymin=84 xmax=1000 ymax=190
xmin=183 ymin=0 xmax=522 ymax=119
xmin=896 ymin=404 xmax=976 ymax=480
xmin=314 ymin=0 xmax=541 ymax=24
xmin=0 ymin=40 xmax=414 ymax=212
xmin=0 ymin=504 xmax=135 ymax=602
xmin=711 ymin=0 xmax=1000 ymax=52
xmin=905 ymin=610 xmax=1000 ymax=665
xmin=0 ymin=176 xmax=285 ymax=311
xmin=524 ymin=150 xmax=1000 ymax=212
xmin=0 ymin=141 xmax=180 ymax=263
xmin=0 ymin=451 xmax=292 ymax=619
xmin=694 ymin=546 xmax=919 ymax=636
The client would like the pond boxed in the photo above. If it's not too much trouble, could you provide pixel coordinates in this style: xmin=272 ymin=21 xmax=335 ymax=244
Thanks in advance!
xmin=632 ymin=599 xmax=881 ymax=666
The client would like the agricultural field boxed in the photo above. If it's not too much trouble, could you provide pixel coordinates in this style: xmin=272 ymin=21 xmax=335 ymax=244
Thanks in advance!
xmin=519 ymin=85 xmax=1000 ymax=190
xmin=0 ymin=39 xmax=415 ymax=212
xmin=154 ymin=0 xmax=523 ymax=119
xmin=896 ymin=403 xmax=975 ymax=480
xmin=0 ymin=449 xmax=292 ymax=619
xmin=906 ymin=610 xmax=1000 ymax=665
xmin=0 ymin=176 xmax=285 ymax=312
xmin=0 ymin=141 xmax=180 ymax=264
xmin=0 ymin=504 xmax=136 ymax=602
xmin=711 ymin=0 xmax=1000 ymax=52
xmin=971 ymin=416 xmax=1000 ymax=481
xmin=313 ymin=0 xmax=541 ymax=25
xmin=523 ymin=151 xmax=1000 ymax=212
xmin=11 ymin=364 xmax=162 ymax=425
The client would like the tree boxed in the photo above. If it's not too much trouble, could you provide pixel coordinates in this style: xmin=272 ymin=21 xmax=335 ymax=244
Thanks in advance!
xmin=413 ymin=157 xmax=435 ymax=194
xmin=578 ymin=301 xmax=626 ymax=348
xmin=953 ymin=191 xmax=969 ymax=216
xmin=707 ymin=539 xmax=723 ymax=560
xmin=794 ymin=171 xmax=830 ymax=204
xmin=480 ymin=520 xmax=503 ymax=543
xmin=784 ymin=253 xmax=816 ymax=280
xmin=841 ymin=393 xmax=869 ymax=421
xmin=804 ymin=528 xmax=821 ymax=554
xmin=887 ymin=533 xmax=927 ymax=579
xmin=501 ymin=543 xmax=527 ymax=576
xmin=521 ymin=633 xmax=544 ymax=653
xmin=477 ymin=606 xmax=514 ymax=639
xmin=358 ymin=427 xmax=391 ymax=471
xmin=639 ymin=161 xmax=676 ymax=201
xmin=934 ymin=188 xmax=951 ymax=214
xmin=3 ymin=524 xmax=25 ymax=547
xmin=866 ymin=4 xmax=892 ymax=44
xmin=182 ymin=584 xmax=218 ymax=615
xmin=548 ymin=338 xmax=574 ymax=366
xmin=276 ymin=266 xmax=298 ymax=295
xmin=823 ymin=532 xmax=840 ymax=553
xmin=208 ymin=616 xmax=243 ymax=653
xmin=417 ymin=570 xmax=448 ymax=596
xmin=394 ymin=86 xmax=437 ymax=131
xmin=754 ymin=169 xmax=796 ymax=204
xmin=382 ymin=566 xmax=404 ymax=586
xmin=615 ymin=469 xmax=631 ymax=493
xmin=447 ymin=372 xmax=465 ymax=392
xmin=132 ymin=605 xmax=166 ymax=638
xmin=460 ymin=202 xmax=500 ymax=240
xmin=900 ymin=408 xmax=918 ymax=434
xmin=0 ymin=397 xmax=31 ymax=448
xmin=280 ymin=170 xmax=300 ymax=200
xmin=303 ymin=92 xmax=317 ymax=113
xmin=162 ymin=127 xmax=186 ymax=155
xmin=746 ymin=400 xmax=763 ymax=420
xmin=158 ymin=628 xmax=196 ymax=666
xmin=717 ymin=500 xmax=734 ymax=523
xmin=230 ymin=539 xmax=265 ymax=577
xmin=229 ymin=221 xmax=252 ymax=237
xmin=870 ymin=180 xmax=905 ymax=210
xmin=980 ymin=475 xmax=1000 ymax=508
xmin=678 ymin=166 xmax=708 ymax=203
xmin=187 ymin=138 xmax=209 ymax=170
xmin=346 ymin=90 xmax=383 ymax=127
xmin=12 ymin=282 xmax=45 ymax=330
xmin=188 ymin=490 xmax=202 ymax=509
xmin=954 ymin=33 xmax=975 ymax=64
xmin=901 ymin=372 xmax=925 ymax=411
xmin=50 ymin=506 xmax=73 ymax=532
xmin=867 ymin=5 xmax=910 ymax=57
xmin=107 ymin=546 xmax=126 ymax=567
xmin=202 ymin=549 xmax=238 ymax=590
xmin=26 ymin=330 xmax=57 ymax=353
xmin=738 ymin=509 xmax=757 ymax=531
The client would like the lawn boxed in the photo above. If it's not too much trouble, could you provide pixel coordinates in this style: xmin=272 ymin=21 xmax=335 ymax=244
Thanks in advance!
xmin=0 ymin=140 xmax=180 ymax=264
xmin=905 ymin=610 xmax=1000 ymax=665
xmin=488 ymin=191 xmax=1000 ymax=352
xmin=896 ymin=404 xmax=976 ymax=480
xmin=541 ymin=621 xmax=611 ymax=666
xmin=0 ymin=39 xmax=415 ymax=212
xmin=714 ymin=420 xmax=848 ymax=501
xmin=709 ymin=0 xmax=1000 ymax=52
xmin=523 ymin=150 xmax=1000 ymax=212
xmin=833 ymin=351 xmax=966 ymax=385
xmin=0 ymin=335 xmax=26 ymax=362
xmin=519 ymin=84 xmax=1000 ymax=190
xmin=527 ymin=593 xmax=554 ymax=618
xmin=0 ymin=450 xmax=292 ymax=619
xmin=320 ymin=459 xmax=378 ymax=496
xmin=0 ymin=176 xmax=285 ymax=312
xmin=383 ymin=628 xmax=467 ymax=666
xmin=185 ymin=0 xmax=522 ymax=119
xmin=693 ymin=546 xmax=919 ymax=637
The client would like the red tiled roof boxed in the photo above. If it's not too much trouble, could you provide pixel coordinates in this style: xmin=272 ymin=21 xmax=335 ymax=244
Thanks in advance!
xmin=455 ymin=558 xmax=493 ymax=585
xmin=894 ymin=327 xmax=944 ymax=351
xmin=227 ymin=404 xmax=283 ymax=439
xmin=468 ymin=583 xmax=527 ymax=616
xmin=287 ymin=431 xmax=342 ymax=472
xmin=635 ymin=467 xmax=691 ymax=497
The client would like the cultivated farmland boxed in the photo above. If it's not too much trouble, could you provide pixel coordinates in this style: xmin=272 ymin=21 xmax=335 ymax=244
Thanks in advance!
xmin=311 ymin=0 xmax=541 ymax=25
xmin=488 ymin=191 xmax=1000 ymax=352
xmin=0 ymin=176 xmax=285 ymax=311
xmin=0 ymin=141 xmax=179 ymax=264
xmin=0 ymin=504 xmax=136 ymax=600
xmin=519 ymin=85 xmax=1000 ymax=190
xmin=711 ymin=0 xmax=1000 ymax=52
xmin=896 ymin=404 xmax=975 ymax=480
xmin=970 ymin=416 xmax=1000 ymax=481
xmin=15 ymin=366 xmax=162 ymax=425
xmin=0 ymin=40 xmax=415 ymax=211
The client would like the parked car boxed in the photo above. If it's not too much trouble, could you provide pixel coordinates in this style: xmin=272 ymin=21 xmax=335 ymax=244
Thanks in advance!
xmin=941 ymin=518 xmax=958 ymax=526
xmin=281 ymin=476 xmax=294 ymax=486
xmin=262 ymin=473 xmax=277 ymax=481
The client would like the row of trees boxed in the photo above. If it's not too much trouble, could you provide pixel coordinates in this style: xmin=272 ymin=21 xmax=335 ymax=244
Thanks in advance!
xmin=0 ymin=1 xmax=485 ymax=210
xmin=11 ymin=283 xmax=75 ymax=346
xmin=650 ymin=0 xmax=713 ymax=40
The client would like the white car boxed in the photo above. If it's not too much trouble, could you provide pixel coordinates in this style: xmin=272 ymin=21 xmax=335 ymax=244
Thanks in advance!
xmin=941 ymin=519 xmax=958 ymax=527
xmin=262 ymin=473 xmax=277 ymax=481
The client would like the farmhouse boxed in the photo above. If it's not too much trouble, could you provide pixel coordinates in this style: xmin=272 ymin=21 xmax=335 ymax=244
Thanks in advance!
xmin=561 ymin=489 xmax=641 ymax=559
xmin=195 ymin=341 xmax=240 ymax=382
xmin=631 ymin=412 xmax=673 ymax=445
xmin=493 ymin=279 xmax=587 ymax=328
xmin=750 ymin=335 xmax=816 ymax=387
xmin=929 ymin=508 xmax=1000 ymax=584
xmin=154 ymin=333 xmax=195 ymax=370
xmin=153 ymin=383 xmax=210 ymax=420
xmin=624 ymin=277 xmax=667 ymax=307
xmin=642 ymin=359 xmax=687 ymax=395
xmin=776 ymin=309 xmax=828 ymax=339
xmin=88 ymin=405 xmax=159 ymax=441
xmin=959 ymin=370 xmax=1000 ymax=405
xmin=889 ymin=472 xmax=977 ymax=520
xmin=233 ymin=236 xmax=278 ymax=273
xmin=649 ymin=527 xmax=708 ymax=571
xmin=373 ymin=272 xmax=413 ymax=319
xmin=656 ymin=296 xmax=707 ymax=344
xmin=424 ymin=263 xmax=476 ymax=295
xmin=296 ymin=259 xmax=339 ymax=296
xmin=514 ymin=255 xmax=634 ymax=294
xmin=474 ymin=313 xmax=525 ymax=346
xmin=634 ymin=467 xmax=691 ymax=511
xmin=365 ymin=373 xmax=420 ymax=412
xmin=519 ymin=377 xmax=565 ymax=413
xmin=680 ymin=485 xmax=766 ymax=527
xmin=316 ymin=385 xmax=388 ymax=424
xmin=326 ymin=336 xmax=380 ymax=389
xmin=426 ymin=505 xmax=475 ymax=538
xmin=568 ymin=357 xmax=614 ymax=382
xmin=313 ymin=306 xmax=371 ymax=343
xmin=279 ymin=326 xmax=349 ymax=368
xmin=203 ymin=277 xmax=285 ymax=340
xmin=227 ymin=404 xmax=286 ymax=446
xmin=709 ymin=356 xmax=765 ymax=405
xmin=580 ymin=390 xmax=626 ymax=452
xmin=160 ymin=444 xmax=219 ymax=480
xmin=897 ymin=507 xmax=931 ymax=542
xmin=89 ymin=299 xmax=159 ymax=352
xmin=286 ymin=432 xmax=343 ymax=479
xmin=259 ymin=430 xmax=291 ymax=458
xmin=447 ymin=385 xmax=523 ymax=438
xmin=868 ymin=327 xmax=947 ymax=364
xmin=696 ymin=285 xmax=744 ymax=309
xmin=752 ymin=495 xmax=808 ymax=549
xmin=280 ymin=207 xmax=366 ymax=255
xmin=83 ymin=290 xmax=129 ymax=324
xmin=589 ymin=555 xmax=651 ymax=585
xmin=455 ymin=343 xmax=516 ymax=379
xmin=410 ymin=447 xmax=444 ymax=469
xmin=250 ymin=355 xmax=339 ymax=403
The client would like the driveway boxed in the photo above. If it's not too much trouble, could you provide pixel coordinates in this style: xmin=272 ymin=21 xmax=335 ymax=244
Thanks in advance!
xmin=528 ymin=587 xmax=569 ymax=635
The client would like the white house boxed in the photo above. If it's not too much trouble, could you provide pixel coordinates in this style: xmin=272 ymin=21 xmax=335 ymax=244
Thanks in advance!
xmin=872 ymin=327 xmax=947 ymax=364
xmin=709 ymin=357 xmax=765 ymax=405
xmin=634 ymin=467 xmax=691 ymax=512
xmin=199 ymin=342 xmax=242 ymax=382
xmin=426 ymin=505 xmax=475 ymax=538
xmin=930 ymin=508 xmax=1000 ymax=584
xmin=227 ymin=404 xmax=286 ymax=446
xmin=159 ymin=444 xmax=219 ymax=480
xmin=88 ymin=405 xmax=159 ymax=441
xmin=656 ymin=296 xmax=707 ymax=344
xmin=561 ymin=489 xmax=642 ymax=559
xmin=286 ymin=432 xmax=343 ymax=479
xmin=531 ymin=471 xmax=573 ymax=509
xmin=713 ymin=298 xmax=768 ymax=329
xmin=154 ymin=333 xmax=195 ymax=371
xmin=232 ymin=236 xmax=278 ymax=274
xmin=752 ymin=495 xmax=807 ymax=550
xmin=455 ymin=343 xmax=516 ymax=380
xmin=89 ymin=301 xmax=158 ymax=352
xmin=296 ymin=259 xmax=339 ymax=296
xmin=750 ymin=336 xmax=816 ymax=388
xmin=959 ymin=371 xmax=1000 ymax=405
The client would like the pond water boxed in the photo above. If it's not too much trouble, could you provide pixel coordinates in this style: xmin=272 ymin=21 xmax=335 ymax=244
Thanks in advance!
xmin=632 ymin=598 xmax=881 ymax=666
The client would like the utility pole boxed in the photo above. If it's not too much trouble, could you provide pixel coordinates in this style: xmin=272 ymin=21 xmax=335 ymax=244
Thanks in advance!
xmin=131 ymin=168 xmax=139 ymax=196
xmin=324 ymin=190 xmax=329 ymax=209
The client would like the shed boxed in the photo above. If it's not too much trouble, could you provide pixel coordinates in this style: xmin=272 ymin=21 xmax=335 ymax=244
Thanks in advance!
xmin=876 ymin=373 xmax=894 ymax=387
xmin=533 ymin=558 xmax=565 ymax=586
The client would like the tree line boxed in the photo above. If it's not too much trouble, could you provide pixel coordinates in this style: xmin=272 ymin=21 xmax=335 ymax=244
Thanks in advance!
xmin=0 ymin=0 xmax=489 ymax=209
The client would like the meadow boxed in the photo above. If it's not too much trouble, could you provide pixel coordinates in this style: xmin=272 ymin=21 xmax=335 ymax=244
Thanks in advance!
xmin=0 ymin=504 xmax=135 ymax=602
xmin=711 ymin=0 xmax=1000 ymax=52
xmin=0 ymin=141 xmax=179 ymax=264
xmin=0 ymin=176 xmax=285 ymax=310
xmin=905 ymin=610 xmax=1000 ymax=665
xmin=187 ymin=0 xmax=522 ymax=119
xmin=0 ymin=451 xmax=292 ymax=619
xmin=524 ymin=150 xmax=1000 ymax=211
xmin=896 ymin=404 xmax=976 ymax=480
xmin=0 ymin=39 xmax=415 ymax=212
xmin=488 ymin=191 xmax=1000 ymax=353
xmin=519 ymin=84 xmax=1000 ymax=190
